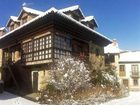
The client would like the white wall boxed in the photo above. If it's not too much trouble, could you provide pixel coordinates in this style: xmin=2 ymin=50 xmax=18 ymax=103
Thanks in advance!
xmin=119 ymin=62 xmax=140 ymax=91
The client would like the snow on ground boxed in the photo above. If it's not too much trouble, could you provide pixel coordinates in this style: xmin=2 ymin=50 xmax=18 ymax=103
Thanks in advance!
xmin=0 ymin=92 xmax=39 ymax=105
xmin=101 ymin=91 xmax=140 ymax=105
xmin=0 ymin=91 xmax=140 ymax=105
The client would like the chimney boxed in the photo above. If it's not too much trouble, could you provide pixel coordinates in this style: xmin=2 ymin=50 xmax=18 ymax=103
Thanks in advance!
xmin=112 ymin=39 xmax=118 ymax=47
xmin=0 ymin=27 xmax=7 ymax=36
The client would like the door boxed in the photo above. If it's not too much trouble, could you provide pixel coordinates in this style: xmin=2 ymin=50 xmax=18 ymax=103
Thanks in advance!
xmin=33 ymin=72 xmax=38 ymax=92
xmin=123 ymin=79 xmax=129 ymax=87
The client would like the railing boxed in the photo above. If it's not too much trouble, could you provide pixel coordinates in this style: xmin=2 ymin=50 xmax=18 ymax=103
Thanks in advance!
xmin=119 ymin=72 xmax=126 ymax=77
xmin=131 ymin=72 xmax=140 ymax=78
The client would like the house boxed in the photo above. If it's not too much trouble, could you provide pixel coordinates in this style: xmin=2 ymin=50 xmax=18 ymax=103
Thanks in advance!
xmin=119 ymin=51 xmax=140 ymax=91
xmin=0 ymin=5 xmax=111 ymax=92
xmin=104 ymin=40 xmax=140 ymax=91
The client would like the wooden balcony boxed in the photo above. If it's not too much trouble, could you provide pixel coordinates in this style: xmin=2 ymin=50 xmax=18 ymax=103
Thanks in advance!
xmin=131 ymin=72 xmax=140 ymax=78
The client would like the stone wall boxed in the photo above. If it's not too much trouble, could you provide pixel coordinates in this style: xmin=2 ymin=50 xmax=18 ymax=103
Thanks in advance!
xmin=30 ymin=66 xmax=51 ymax=91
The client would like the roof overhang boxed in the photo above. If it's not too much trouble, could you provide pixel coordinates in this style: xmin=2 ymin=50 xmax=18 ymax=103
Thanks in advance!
xmin=53 ymin=12 xmax=111 ymax=46
xmin=0 ymin=9 xmax=111 ymax=48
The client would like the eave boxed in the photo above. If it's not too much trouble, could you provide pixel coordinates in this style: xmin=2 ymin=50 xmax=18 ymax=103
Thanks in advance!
xmin=0 ymin=12 xmax=54 ymax=48
xmin=0 ymin=9 xmax=112 ymax=48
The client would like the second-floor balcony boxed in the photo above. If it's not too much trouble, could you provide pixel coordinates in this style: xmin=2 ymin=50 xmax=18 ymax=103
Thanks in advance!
xmin=131 ymin=72 xmax=140 ymax=78
xmin=119 ymin=71 xmax=126 ymax=77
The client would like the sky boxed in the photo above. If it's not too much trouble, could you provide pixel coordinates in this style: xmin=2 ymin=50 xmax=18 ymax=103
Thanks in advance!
xmin=0 ymin=0 xmax=140 ymax=51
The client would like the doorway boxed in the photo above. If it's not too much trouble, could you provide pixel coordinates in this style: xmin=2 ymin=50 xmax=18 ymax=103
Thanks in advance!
xmin=123 ymin=79 xmax=129 ymax=87
xmin=33 ymin=72 xmax=38 ymax=92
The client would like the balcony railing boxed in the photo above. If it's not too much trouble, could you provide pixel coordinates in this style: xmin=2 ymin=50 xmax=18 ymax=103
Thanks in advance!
xmin=119 ymin=72 xmax=126 ymax=77
xmin=131 ymin=72 xmax=140 ymax=78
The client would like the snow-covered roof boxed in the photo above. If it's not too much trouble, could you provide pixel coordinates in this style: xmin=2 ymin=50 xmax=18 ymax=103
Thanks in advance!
xmin=0 ymin=6 xmax=111 ymax=44
xmin=0 ymin=27 xmax=6 ymax=31
xmin=57 ymin=10 xmax=111 ymax=42
xmin=81 ymin=16 xmax=98 ymax=27
xmin=10 ymin=16 xmax=19 ymax=22
xmin=81 ymin=16 xmax=94 ymax=22
xmin=22 ymin=7 xmax=44 ymax=15
xmin=6 ymin=16 xmax=20 ymax=27
xmin=104 ymin=41 xmax=120 ymax=54
xmin=59 ymin=5 xmax=79 ymax=12
xmin=17 ymin=7 xmax=44 ymax=20
xmin=59 ymin=5 xmax=85 ymax=17
xmin=0 ymin=7 xmax=57 ymax=40
xmin=119 ymin=51 xmax=140 ymax=62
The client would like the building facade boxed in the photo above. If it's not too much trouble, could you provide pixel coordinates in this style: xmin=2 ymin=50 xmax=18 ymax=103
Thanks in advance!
xmin=119 ymin=51 xmax=140 ymax=91
xmin=0 ymin=5 xmax=111 ymax=92
xmin=104 ymin=40 xmax=120 ymax=71
xmin=0 ymin=27 xmax=7 ymax=80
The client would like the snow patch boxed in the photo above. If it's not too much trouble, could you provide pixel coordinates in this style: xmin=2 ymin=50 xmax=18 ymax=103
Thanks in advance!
xmin=0 ymin=27 xmax=6 ymax=31
xmin=59 ymin=5 xmax=79 ymax=13
xmin=59 ymin=5 xmax=85 ymax=18
xmin=119 ymin=51 xmax=140 ymax=62
xmin=0 ymin=92 xmax=39 ymax=105
xmin=104 ymin=41 xmax=120 ymax=54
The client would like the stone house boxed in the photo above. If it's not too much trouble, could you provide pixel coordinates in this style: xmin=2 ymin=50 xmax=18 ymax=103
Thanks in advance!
xmin=0 ymin=5 xmax=111 ymax=92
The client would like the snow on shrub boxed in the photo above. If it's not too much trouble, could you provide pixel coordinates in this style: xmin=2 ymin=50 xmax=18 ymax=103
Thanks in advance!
xmin=89 ymin=58 xmax=120 ymax=92
xmin=48 ymin=56 xmax=91 ymax=98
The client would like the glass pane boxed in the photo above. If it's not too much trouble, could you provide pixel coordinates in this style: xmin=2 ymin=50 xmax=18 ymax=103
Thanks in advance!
xmin=49 ymin=54 xmax=51 ymax=58
xmin=49 ymin=49 xmax=51 ymax=53
xmin=45 ymin=54 xmax=48 ymax=58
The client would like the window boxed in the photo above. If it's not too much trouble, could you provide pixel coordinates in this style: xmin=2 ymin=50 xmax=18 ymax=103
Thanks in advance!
xmin=3 ymin=51 xmax=10 ymax=63
xmin=131 ymin=65 xmax=139 ymax=73
xmin=71 ymin=14 xmax=79 ymax=21
xmin=72 ymin=39 xmax=89 ymax=57
xmin=123 ymin=79 xmax=128 ymax=87
xmin=119 ymin=65 xmax=126 ymax=76
xmin=22 ymin=41 xmax=33 ymax=62
xmin=22 ymin=35 xmax=52 ymax=62
xmin=54 ymin=35 xmax=71 ymax=50
xmin=95 ymin=48 xmax=100 ymax=56
xmin=54 ymin=35 xmax=71 ymax=58
xmin=105 ymin=54 xmax=115 ymax=64
xmin=133 ymin=79 xmax=138 ymax=86
xmin=54 ymin=49 xmax=70 ymax=58
xmin=22 ymin=16 xmax=28 ymax=24
xmin=10 ymin=24 xmax=14 ymax=31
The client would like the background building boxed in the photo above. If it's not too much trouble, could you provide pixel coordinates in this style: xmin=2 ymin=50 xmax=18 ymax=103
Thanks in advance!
xmin=119 ymin=51 xmax=140 ymax=91
xmin=104 ymin=39 xmax=120 ymax=71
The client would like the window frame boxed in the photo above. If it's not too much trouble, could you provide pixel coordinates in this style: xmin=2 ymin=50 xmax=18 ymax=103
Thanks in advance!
xmin=131 ymin=65 xmax=139 ymax=73
xmin=54 ymin=34 xmax=72 ymax=58
xmin=133 ymin=79 xmax=138 ymax=86
xmin=119 ymin=65 xmax=126 ymax=76
xmin=22 ymin=16 xmax=28 ymax=24
xmin=22 ymin=34 xmax=52 ymax=63
xmin=10 ymin=24 xmax=14 ymax=31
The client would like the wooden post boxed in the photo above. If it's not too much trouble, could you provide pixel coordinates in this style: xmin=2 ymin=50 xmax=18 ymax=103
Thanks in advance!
xmin=0 ymin=49 xmax=3 ymax=80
